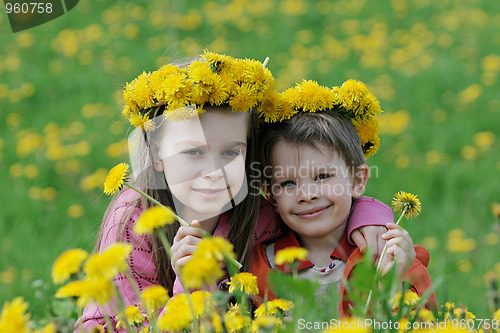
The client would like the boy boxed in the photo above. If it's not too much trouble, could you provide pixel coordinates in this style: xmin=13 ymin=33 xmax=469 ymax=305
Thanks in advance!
xmin=252 ymin=81 xmax=437 ymax=315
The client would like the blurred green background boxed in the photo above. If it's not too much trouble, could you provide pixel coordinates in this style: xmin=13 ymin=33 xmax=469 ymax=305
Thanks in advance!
xmin=1 ymin=0 xmax=499 ymax=320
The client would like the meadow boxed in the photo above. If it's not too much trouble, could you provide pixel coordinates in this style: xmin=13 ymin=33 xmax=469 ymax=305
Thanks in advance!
xmin=0 ymin=0 xmax=499 ymax=322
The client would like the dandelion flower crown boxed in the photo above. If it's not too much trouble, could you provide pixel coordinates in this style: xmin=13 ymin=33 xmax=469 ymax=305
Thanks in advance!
xmin=122 ymin=50 xmax=275 ymax=128
xmin=258 ymin=79 xmax=382 ymax=158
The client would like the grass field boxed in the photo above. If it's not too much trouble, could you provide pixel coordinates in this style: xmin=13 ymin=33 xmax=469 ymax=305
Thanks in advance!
xmin=1 ymin=0 xmax=499 ymax=321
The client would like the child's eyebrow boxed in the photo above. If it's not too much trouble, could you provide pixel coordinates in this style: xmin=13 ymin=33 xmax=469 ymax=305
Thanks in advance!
xmin=174 ymin=140 xmax=206 ymax=148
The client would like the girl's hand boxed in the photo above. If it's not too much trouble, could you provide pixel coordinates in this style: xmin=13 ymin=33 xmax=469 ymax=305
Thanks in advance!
xmin=170 ymin=220 xmax=204 ymax=269
xmin=351 ymin=225 xmax=387 ymax=263
xmin=379 ymin=223 xmax=416 ymax=277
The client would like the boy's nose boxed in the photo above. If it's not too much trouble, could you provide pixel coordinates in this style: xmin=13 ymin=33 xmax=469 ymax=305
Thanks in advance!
xmin=297 ymin=183 xmax=319 ymax=203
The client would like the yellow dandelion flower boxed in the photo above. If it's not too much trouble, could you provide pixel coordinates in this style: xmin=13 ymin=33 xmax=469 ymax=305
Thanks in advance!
xmin=258 ymin=91 xmax=282 ymax=123
xmin=129 ymin=113 xmax=156 ymax=131
xmin=133 ymin=206 xmax=176 ymax=235
xmin=103 ymin=163 xmax=129 ymax=195
xmin=149 ymin=64 xmax=183 ymax=91
xmin=165 ymin=85 xmax=191 ymax=110
xmin=0 ymin=297 xmax=31 ymax=333
xmin=227 ymin=273 xmax=259 ymax=295
xmin=227 ymin=303 xmax=241 ymax=315
xmin=124 ymin=72 xmax=154 ymax=110
xmin=492 ymin=202 xmax=500 ymax=218
xmin=419 ymin=308 xmax=435 ymax=322
xmin=117 ymin=305 xmax=145 ymax=329
xmin=226 ymin=58 xmax=247 ymax=82
xmin=190 ymin=82 xmax=211 ymax=106
xmin=154 ymin=73 xmax=187 ymax=103
xmin=296 ymin=80 xmax=325 ymax=112
xmin=229 ymin=83 xmax=259 ymax=112
xmin=224 ymin=311 xmax=251 ymax=333
xmin=191 ymin=291 xmax=214 ymax=318
xmin=251 ymin=315 xmax=282 ymax=333
xmin=444 ymin=302 xmax=455 ymax=311
xmin=243 ymin=60 xmax=267 ymax=90
xmin=203 ymin=50 xmax=233 ymax=73
xmin=334 ymin=79 xmax=381 ymax=117
xmin=181 ymin=256 xmax=224 ymax=290
xmin=51 ymin=248 xmax=88 ymax=284
xmin=254 ymin=299 xmax=294 ymax=317
xmin=392 ymin=191 xmax=422 ymax=219
xmin=158 ymin=294 xmax=192 ymax=331
xmin=121 ymin=104 xmax=135 ymax=118
xmin=189 ymin=60 xmax=216 ymax=85
xmin=362 ymin=134 xmax=380 ymax=158
xmin=208 ymin=75 xmax=230 ymax=106
xmin=212 ymin=312 xmax=223 ymax=333
xmin=275 ymin=247 xmax=308 ymax=266
xmin=141 ymin=285 xmax=169 ymax=312
xmin=196 ymin=236 xmax=236 ymax=262
xmin=55 ymin=277 xmax=113 ymax=308
xmin=493 ymin=308 xmax=500 ymax=321
xmin=352 ymin=117 xmax=379 ymax=146
xmin=83 ymin=243 xmax=132 ymax=279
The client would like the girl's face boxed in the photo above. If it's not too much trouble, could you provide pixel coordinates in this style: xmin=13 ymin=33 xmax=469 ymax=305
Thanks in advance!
xmin=155 ymin=107 xmax=249 ymax=222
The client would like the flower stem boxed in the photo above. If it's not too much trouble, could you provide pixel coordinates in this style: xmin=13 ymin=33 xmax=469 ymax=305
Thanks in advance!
xmin=125 ymin=183 xmax=189 ymax=227
xmin=364 ymin=206 xmax=408 ymax=315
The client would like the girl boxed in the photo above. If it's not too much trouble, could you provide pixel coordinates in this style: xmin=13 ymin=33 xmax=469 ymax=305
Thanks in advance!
xmin=77 ymin=52 xmax=391 ymax=331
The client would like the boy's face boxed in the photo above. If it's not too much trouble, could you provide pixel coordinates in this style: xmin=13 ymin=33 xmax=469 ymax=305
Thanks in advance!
xmin=269 ymin=140 xmax=364 ymax=241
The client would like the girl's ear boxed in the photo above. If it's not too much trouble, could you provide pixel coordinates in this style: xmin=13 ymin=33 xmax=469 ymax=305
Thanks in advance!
xmin=352 ymin=164 xmax=369 ymax=198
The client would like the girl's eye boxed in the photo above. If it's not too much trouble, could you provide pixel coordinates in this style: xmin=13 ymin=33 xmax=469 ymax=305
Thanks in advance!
xmin=222 ymin=150 xmax=240 ymax=158
xmin=279 ymin=180 xmax=296 ymax=188
xmin=315 ymin=173 xmax=332 ymax=181
xmin=182 ymin=149 xmax=203 ymax=156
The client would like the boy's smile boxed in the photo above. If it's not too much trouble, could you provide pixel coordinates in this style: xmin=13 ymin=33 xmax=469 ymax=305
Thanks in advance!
xmin=269 ymin=140 xmax=365 ymax=245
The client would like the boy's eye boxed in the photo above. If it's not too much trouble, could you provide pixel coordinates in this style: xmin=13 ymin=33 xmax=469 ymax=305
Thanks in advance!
xmin=279 ymin=180 xmax=296 ymax=188
xmin=315 ymin=173 xmax=332 ymax=181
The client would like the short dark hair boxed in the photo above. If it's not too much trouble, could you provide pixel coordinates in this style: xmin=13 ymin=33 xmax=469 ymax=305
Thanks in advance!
xmin=259 ymin=110 xmax=366 ymax=187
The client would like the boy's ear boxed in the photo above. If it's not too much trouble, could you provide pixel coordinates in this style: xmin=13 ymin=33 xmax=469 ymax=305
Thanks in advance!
xmin=352 ymin=164 xmax=369 ymax=198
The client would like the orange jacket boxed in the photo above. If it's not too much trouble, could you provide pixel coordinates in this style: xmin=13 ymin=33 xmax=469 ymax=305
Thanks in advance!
xmin=251 ymin=233 xmax=437 ymax=316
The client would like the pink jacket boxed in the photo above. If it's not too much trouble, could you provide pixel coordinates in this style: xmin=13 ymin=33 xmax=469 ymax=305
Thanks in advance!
xmin=75 ymin=189 xmax=391 ymax=332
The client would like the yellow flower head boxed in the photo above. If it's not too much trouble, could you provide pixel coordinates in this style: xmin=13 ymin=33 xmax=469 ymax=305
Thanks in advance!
xmin=55 ymin=277 xmax=113 ymax=308
xmin=181 ymin=255 xmax=224 ymax=290
xmin=158 ymin=294 xmax=192 ymax=331
xmin=134 ymin=206 xmax=176 ymax=235
xmin=224 ymin=311 xmax=251 ymax=333
xmin=121 ymin=50 xmax=275 ymax=128
xmin=117 ymin=305 xmax=145 ymax=329
xmin=83 ymin=243 xmax=133 ymax=279
xmin=392 ymin=191 xmax=422 ymax=219
xmin=196 ymin=236 xmax=236 ymax=262
xmin=191 ymin=291 xmax=214 ymax=318
xmin=227 ymin=272 xmax=259 ymax=295
xmin=141 ymin=285 xmax=170 ymax=312
xmin=275 ymin=247 xmax=308 ymax=266
xmin=250 ymin=315 xmax=282 ymax=333
xmin=492 ymin=202 xmax=500 ymax=219
xmin=51 ymin=248 xmax=88 ymax=284
xmin=262 ymin=78 xmax=382 ymax=158
xmin=103 ymin=163 xmax=129 ymax=195
xmin=0 ymin=297 xmax=31 ymax=333
xmin=254 ymin=299 xmax=294 ymax=317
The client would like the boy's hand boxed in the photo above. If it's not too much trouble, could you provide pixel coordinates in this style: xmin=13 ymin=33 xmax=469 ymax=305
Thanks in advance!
xmin=379 ymin=223 xmax=416 ymax=277
xmin=170 ymin=220 xmax=204 ymax=269
xmin=351 ymin=225 xmax=387 ymax=263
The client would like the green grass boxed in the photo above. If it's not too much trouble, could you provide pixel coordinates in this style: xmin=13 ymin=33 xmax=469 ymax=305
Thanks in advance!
xmin=1 ymin=0 xmax=499 ymax=320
